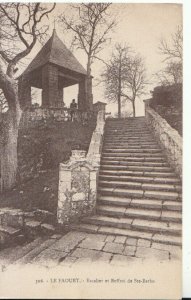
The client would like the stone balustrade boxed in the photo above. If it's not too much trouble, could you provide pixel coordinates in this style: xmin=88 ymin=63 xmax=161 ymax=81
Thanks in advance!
xmin=145 ymin=105 xmax=182 ymax=177
xmin=57 ymin=110 xmax=105 ymax=225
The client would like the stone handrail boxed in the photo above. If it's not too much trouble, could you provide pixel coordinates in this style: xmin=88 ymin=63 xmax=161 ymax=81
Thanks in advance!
xmin=145 ymin=105 xmax=182 ymax=177
xmin=86 ymin=110 xmax=105 ymax=165
xmin=57 ymin=109 xmax=105 ymax=225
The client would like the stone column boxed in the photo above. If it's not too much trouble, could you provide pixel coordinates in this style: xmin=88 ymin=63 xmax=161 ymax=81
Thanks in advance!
xmin=42 ymin=64 xmax=59 ymax=107
xmin=18 ymin=75 xmax=31 ymax=109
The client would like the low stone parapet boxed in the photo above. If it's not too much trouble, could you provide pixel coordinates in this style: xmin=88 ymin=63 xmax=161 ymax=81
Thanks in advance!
xmin=145 ymin=106 xmax=182 ymax=177
xmin=19 ymin=107 xmax=96 ymax=129
xmin=57 ymin=110 xmax=105 ymax=225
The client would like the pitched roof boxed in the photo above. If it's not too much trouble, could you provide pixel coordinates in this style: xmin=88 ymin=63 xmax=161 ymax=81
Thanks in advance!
xmin=93 ymin=101 xmax=107 ymax=106
xmin=21 ymin=30 xmax=87 ymax=76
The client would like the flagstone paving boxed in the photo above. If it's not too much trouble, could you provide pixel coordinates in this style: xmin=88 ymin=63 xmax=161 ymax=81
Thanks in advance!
xmin=0 ymin=231 xmax=181 ymax=270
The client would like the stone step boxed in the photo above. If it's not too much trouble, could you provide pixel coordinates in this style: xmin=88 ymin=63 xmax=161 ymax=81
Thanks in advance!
xmin=99 ymin=180 xmax=181 ymax=192
xmin=101 ymin=155 xmax=164 ymax=161
xmin=0 ymin=208 xmax=25 ymax=228
xmin=103 ymin=148 xmax=162 ymax=153
xmin=98 ymin=196 xmax=182 ymax=212
xmin=98 ymin=195 xmax=161 ymax=209
xmin=0 ymin=225 xmax=22 ymax=246
xmin=25 ymin=220 xmax=42 ymax=238
xmin=83 ymin=215 xmax=133 ymax=229
xmin=101 ymin=160 xmax=168 ymax=168
xmin=103 ymin=144 xmax=160 ymax=150
xmin=103 ymin=144 xmax=160 ymax=149
xmin=162 ymin=201 xmax=182 ymax=211
xmin=104 ymin=134 xmax=155 ymax=142
xmin=105 ymin=128 xmax=151 ymax=132
xmin=151 ymin=233 xmax=182 ymax=246
xmin=105 ymin=132 xmax=153 ymax=136
xmin=97 ymin=205 xmax=181 ymax=223
xmin=99 ymin=170 xmax=177 ymax=178
xmin=106 ymin=128 xmax=149 ymax=131
xmin=98 ymin=187 xmax=180 ymax=201
xmin=104 ymin=139 xmax=158 ymax=144
xmin=102 ymin=150 xmax=163 ymax=157
xmin=71 ymin=223 xmax=181 ymax=246
xmin=106 ymin=121 xmax=146 ymax=124
xmin=83 ymin=214 xmax=181 ymax=235
xmin=106 ymin=125 xmax=148 ymax=128
xmin=132 ymin=219 xmax=181 ymax=235
xmin=100 ymin=164 xmax=172 ymax=172
xmin=106 ymin=123 xmax=147 ymax=127
xmin=105 ymin=131 xmax=151 ymax=135
xmin=104 ymin=139 xmax=157 ymax=143
xmin=99 ymin=174 xmax=180 ymax=184
xmin=97 ymin=205 xmax=160 ymax=220
xmin=105 ymin=126 xmax=150 ymax=130
xmin=105 ymin=129 xmax=149 ymax=133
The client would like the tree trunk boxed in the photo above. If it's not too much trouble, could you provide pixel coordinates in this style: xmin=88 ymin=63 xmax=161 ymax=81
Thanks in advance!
xmin=132 ymin=100 xmax=136 ymax=117
xmin=118 ymin=94 xmax=121 ymax=118
xmin=0 ymin=77 xmax=22 ymax=192
xmin=118 ymin=57 xmax=122 ymax=118
xmin=86 ymin=58 xmax=93 ymax=111
xmin=0 ymin=109 xmax=21 ymax=192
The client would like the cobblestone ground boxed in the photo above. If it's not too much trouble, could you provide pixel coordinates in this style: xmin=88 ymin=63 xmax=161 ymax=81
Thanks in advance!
xmin=0 ymin=231 xmax=181 ymax=270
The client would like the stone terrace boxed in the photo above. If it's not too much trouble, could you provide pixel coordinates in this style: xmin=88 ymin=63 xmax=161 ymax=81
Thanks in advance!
xmin=0 ymin=231 xmax=181 ymax=270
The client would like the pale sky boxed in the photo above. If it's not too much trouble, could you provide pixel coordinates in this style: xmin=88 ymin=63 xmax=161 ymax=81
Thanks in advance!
xmin=27 ymin=3 xmax=182 ymax=116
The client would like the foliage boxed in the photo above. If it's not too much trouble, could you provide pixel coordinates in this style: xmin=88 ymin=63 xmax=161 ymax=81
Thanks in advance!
xmin=156 ymin=26 xmax=182 ymax=86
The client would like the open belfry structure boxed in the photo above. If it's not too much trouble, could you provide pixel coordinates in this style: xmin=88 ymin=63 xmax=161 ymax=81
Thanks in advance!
xmin=18 ymin=29 xmax=93 ymax=110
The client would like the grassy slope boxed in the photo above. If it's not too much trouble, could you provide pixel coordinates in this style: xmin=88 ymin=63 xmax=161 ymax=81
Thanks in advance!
xmin=0 ymin=119 xmax=96 ymax=213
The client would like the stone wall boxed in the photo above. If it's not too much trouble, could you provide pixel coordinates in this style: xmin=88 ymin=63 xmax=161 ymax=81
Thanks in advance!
xmin=145 ymin=105 xmax=182 ymax=177
xmin=19 ymin=107 xmax=96 ymax=129
xmin=57 ymin=110 xmax=105 ymax=225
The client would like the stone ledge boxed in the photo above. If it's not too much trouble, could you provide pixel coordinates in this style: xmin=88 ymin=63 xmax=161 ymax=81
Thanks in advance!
xmin=145 ymin=106 xmax=182 ymax=177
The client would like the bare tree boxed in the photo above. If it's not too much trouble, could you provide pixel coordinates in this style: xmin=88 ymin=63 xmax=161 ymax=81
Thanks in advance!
xmin=102 ymin=44 xmax=147 ymax=117
xmin=156 ymin=61 xmax=182 ymax=86
xmin=0 ymin=3 xmax=55 ymax=192
xmin=58 ymin=3 xmax=116 ymax=109
xmin=122 ymin=55 xmax=147 ymax=117
xmin=159 ymin=26 xmax=182 ymax=61
xmin=101 ymin=44 xmax=130 ymax=117
xmin=156 ymin=26 xmax=183 ymax=85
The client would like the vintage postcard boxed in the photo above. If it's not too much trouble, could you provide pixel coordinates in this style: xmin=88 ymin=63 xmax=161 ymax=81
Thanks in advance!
xmin=0 ymin=2 xmax=183 ymax=299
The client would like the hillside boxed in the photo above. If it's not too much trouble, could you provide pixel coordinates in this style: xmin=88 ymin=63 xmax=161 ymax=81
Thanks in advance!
xmin=0 ymin=119 xmax=96 ymax=213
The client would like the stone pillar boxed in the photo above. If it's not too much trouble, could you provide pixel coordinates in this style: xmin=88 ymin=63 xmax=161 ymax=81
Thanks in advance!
xmin=78 ymin=79 xmax=87 ymax=111
xmin=57 ymin=150 xmax=97 ymax=225
xmin=42 ymin=64 xmax=58 ymax=107
xmin=57 ymin=86 xmax=64 ymax=108
xmin=18 ymin=75 xmax=31 ymax=109
xmin=143 ymin=99 xmax=151 ymax=116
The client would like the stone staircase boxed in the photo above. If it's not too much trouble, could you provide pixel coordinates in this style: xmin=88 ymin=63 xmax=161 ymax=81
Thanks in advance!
xmin=72 ymin=117 xmax=182 ymax=246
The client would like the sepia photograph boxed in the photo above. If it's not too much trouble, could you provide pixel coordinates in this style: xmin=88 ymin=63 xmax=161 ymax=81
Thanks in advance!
xmin=0 ymin=2 xmax=185 ymax=299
